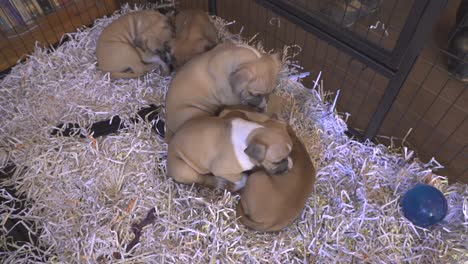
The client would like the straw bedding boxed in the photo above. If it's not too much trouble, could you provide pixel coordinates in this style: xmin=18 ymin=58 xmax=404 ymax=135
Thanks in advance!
xmin=0 ymin=4 xmax=467 ymax=264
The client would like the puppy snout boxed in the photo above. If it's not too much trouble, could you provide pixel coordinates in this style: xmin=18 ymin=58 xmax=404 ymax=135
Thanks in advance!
xmin=247 ymin=95 xmax=264 ymax=107
xmin=272 ymin=158 xmax=289 ymax=174
xmin=257 ymin=97 xmax=267 ymax=112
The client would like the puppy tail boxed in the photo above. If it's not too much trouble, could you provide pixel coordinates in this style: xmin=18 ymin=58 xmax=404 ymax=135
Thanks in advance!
xmin=109 ymin=71 xmax=145 ymax=79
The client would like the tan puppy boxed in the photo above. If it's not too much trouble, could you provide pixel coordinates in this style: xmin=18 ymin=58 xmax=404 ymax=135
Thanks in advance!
xmin=218 ymin=106 xmax=315 ymax=232
xmin=166 ymin=113 xmax=293 ymax=191
xmin=238 ymin=123 xmax=315 ymax=232
xmin=165 ymin=42 xmax=283 ymax=141
xmin=96 ymin=10 xmax=173 ymax=79
xmin=170 ymin=9 xmax=218 ymax=69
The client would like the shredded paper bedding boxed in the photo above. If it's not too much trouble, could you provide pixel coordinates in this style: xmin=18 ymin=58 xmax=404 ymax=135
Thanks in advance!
xmin=0 ymin=4 xmax=467 ymax=264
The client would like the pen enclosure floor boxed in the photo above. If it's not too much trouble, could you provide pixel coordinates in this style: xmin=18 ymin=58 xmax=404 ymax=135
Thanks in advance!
xmin=0 ymin=1 xmax=467 ymax=263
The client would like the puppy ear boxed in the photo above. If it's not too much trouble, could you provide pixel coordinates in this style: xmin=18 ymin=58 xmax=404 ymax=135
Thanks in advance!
xmin=270 ymin=52 xmax=283 ymax=68
xmin=229 ymin=65 xmax=252 ymax=94
xmin=244 ymin=141 xmax=266 ymax=163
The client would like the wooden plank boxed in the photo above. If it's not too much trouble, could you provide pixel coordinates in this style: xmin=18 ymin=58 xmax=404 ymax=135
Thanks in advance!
xmin=0 ymin=0 xmax=118 ymax=72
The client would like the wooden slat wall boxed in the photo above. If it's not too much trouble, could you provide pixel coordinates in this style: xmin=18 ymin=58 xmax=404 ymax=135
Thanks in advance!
xmin=178 ymin=0 xmax=208 ymax=11
xmin=0 ymin=0 xmax=117 ymax=72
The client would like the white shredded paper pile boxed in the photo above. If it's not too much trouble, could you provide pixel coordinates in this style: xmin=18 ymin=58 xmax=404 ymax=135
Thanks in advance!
xmin=0 ymin=5 xmax=467 ymax=264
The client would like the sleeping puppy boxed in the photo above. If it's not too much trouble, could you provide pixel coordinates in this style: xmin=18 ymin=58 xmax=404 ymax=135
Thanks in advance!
xmin=165 ymin=42 xmax=283 ymax=141
xmin=96 ymin=10 xmax=173 ymax=79
xmin=170 ymin=9 xmax=219 ymax=69
xmin=236 ymin=127 xmax=315 ymax=232
xmin=220 ymin=107 xmax=315 ymax=232
xmin=166 ymin=112 xmax=293 ymax=192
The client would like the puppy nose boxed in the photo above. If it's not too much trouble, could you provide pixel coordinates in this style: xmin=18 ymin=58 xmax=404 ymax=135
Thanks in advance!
xmin=272 ymin=159 xmax=289 ymax=174
xmin=247 ymin=95 xmax=263 ymax=107
xmin=258 ymin=97 xmax=267 ymax=109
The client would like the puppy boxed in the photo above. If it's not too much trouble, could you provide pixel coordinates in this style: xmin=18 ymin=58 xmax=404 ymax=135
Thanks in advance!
xmin=166 ymin=112 xmax=293 ymax=192
xmin=96 ymin=10 xmax=173 ymax=79
xmin=237 ymin=122 xmax=315 ymax=232
xmin=165 ymin=42 xmax=283 ymax=141
xmin=170 ymin=9 xmax=219 ymax=69
xmin=217 ymin=106 xmax=315 ymax=232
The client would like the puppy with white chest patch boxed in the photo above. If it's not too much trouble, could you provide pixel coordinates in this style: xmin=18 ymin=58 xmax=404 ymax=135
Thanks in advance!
xmin=165 ymin=42 xmax=283 ymax=141
xmin=169 ymin=9 xmax=219 ymax=69
xmin=220 ymin=107 xmax=315 ymax=232
xmin=96 ymin=10 xmax=173 ymax=79
xmin=166 ymin=111 xmax=293 ymax=191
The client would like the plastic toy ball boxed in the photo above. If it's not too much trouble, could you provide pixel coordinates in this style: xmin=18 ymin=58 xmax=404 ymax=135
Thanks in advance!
xmin=401 ymin=184 xmax=448 ymax=228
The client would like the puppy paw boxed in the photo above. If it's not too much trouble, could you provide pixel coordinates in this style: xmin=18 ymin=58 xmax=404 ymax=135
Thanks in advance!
xmin=214 ymin=177 xmax=230 ymax=190
xmin=230 ymin=174 xmax=248 ymax=192
xmin=215 ymin=174 xmax=247 ymax=192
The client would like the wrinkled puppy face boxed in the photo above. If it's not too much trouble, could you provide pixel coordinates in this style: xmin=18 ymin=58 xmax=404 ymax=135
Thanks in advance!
xmin=134 ymin=13 xmax=174 ymax=59
xmin=244 ymin=119 xmax=293 ymax=175
xmin=229 ymin=53 xmax=283 ymax=111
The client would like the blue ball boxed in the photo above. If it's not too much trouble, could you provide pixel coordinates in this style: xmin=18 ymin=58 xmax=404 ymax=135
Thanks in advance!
xmin=401 ymin=184 xmax=448 ymax=228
